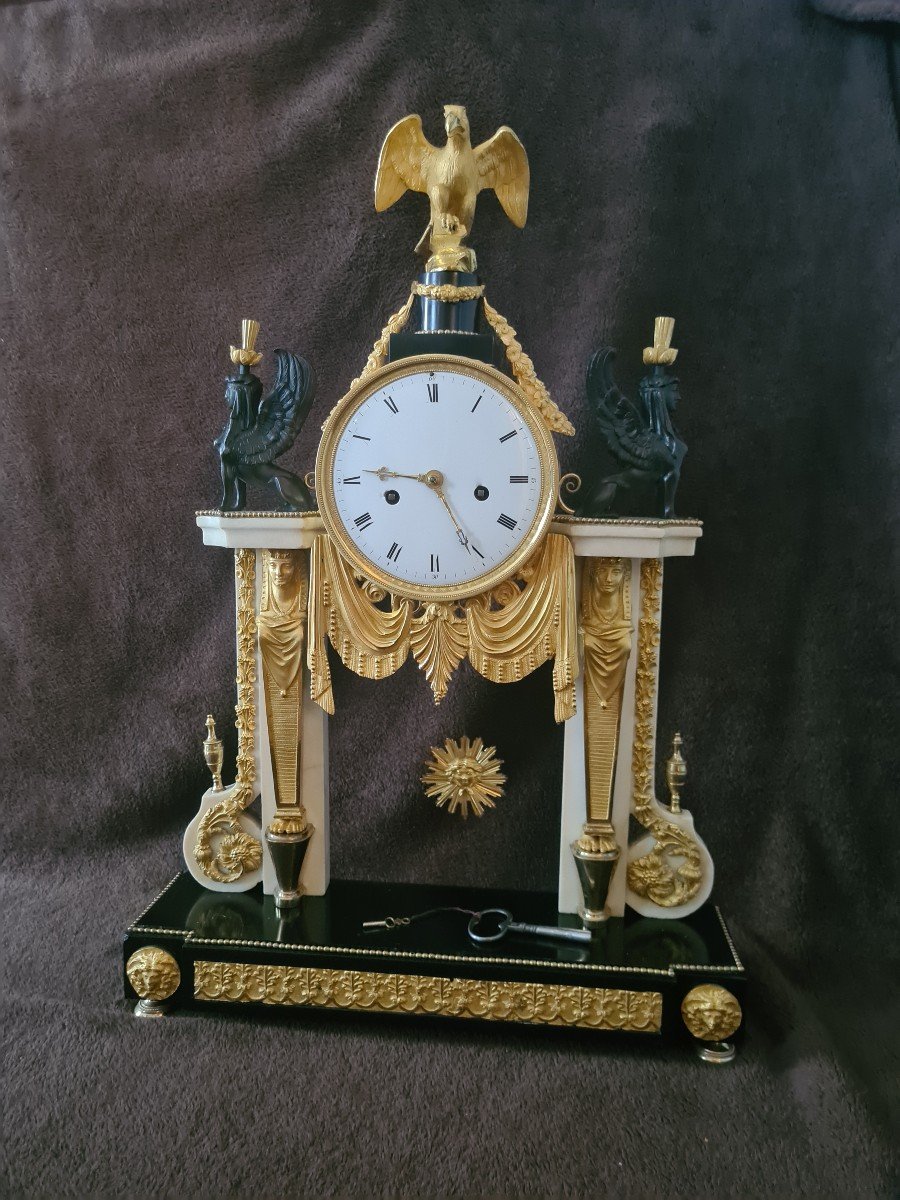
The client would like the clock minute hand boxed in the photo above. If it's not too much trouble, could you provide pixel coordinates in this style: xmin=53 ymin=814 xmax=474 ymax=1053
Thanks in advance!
xmin=363 ymin=466 xmax=471 ymax=550
xmin=423 ymin=471 xmax=470 ymax=551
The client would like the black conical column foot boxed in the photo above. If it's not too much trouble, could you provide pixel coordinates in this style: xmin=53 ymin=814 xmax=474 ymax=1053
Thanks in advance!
xmin=265 ymin=822 xmax=314 ymax=911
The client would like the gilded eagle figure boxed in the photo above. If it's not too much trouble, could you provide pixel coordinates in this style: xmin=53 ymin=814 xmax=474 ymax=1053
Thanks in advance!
xmin=374 ymin=105 xmax=529 ymax=271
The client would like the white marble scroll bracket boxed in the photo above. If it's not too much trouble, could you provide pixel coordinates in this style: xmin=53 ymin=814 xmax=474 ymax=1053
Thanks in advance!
xmin=625 ymin=804 xmax=715 ymax=918
xmin=181 ymin=785 xmax=264 ymax=893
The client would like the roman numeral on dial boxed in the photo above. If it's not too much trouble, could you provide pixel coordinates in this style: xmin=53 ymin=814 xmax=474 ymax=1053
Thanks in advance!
xmin=387 ymin=542 xmax=402 ymax=562
xmin=427 ymin=383 xmax=439 ymax=404
xmin=509 ymin=475 xmax=529 ymax=484
xmin=430 ymin=554 xmax=440 ymax=572
xmin=354 ymin=512 xmax=373 ymax=531
xmin=499 ymin=430 xmax=517 ymax=443
xmin=383 ymin=395 xmax=398 ymax=414
xmin=343 ymin=475 xmax=361 ymax=485
xmin=497 ymin=513 xmax=517 ymax=531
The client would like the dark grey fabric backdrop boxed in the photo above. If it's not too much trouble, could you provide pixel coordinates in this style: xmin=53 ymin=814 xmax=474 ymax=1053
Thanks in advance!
xmin=2 ymin=1 xmax=898 ymax=1196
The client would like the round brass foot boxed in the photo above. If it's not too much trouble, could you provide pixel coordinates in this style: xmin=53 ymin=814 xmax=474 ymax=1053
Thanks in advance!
xmin=696 ymin=1041 xmax=736 ymax=1064
xmin=134 ymin=998 xmax=171 ymax=1018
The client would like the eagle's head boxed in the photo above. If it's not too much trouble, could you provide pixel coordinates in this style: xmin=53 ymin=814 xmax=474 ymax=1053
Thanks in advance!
xmin=443 ymin=105 xmax=470 ymax=143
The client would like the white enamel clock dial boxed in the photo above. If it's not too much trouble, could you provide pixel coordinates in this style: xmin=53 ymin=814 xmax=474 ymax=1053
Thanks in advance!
xmin=316 ymin=355 xmax=558 ymax=600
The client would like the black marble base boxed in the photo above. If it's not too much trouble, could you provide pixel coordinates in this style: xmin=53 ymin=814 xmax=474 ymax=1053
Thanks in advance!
xmin=123 ymin=874 xmax=746 ymax=1055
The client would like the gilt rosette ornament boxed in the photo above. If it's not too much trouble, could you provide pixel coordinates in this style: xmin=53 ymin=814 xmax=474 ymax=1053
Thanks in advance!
xmin=422 ymin=737 xmax=506 ymax=818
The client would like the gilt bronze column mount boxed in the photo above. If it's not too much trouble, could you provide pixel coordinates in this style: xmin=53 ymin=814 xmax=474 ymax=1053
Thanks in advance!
xmin=571 ymin=556 xmax=634 ymax=928
xmin=259 ymin=548 xmax=315 ymax=909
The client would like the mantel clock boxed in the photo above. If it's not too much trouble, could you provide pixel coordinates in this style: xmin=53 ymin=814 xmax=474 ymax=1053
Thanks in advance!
xmin=123 ymin=104 xmax=746 ymax=1062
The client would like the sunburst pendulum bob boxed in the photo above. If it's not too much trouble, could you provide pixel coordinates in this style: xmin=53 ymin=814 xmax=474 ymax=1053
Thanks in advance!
xmin=421 ymin=737 xmax=506 ymax=819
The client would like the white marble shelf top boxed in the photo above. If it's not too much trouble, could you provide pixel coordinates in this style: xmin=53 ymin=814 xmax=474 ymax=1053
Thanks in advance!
xmin=196 ymin=510 xmax=325 ymax=548
xmin=196 ymin=510 xmax=702 ymax=557
xmin=551 ymin=514 xmax=702 ymax=557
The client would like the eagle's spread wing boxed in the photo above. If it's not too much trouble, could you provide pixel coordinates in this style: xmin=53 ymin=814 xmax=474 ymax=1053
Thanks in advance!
xmin=233 ymin=351 xmax=316 ymax=466
xmin=374 ymin=114 xmax=436 ymax=212
xmin=474 ymin=126 xmax=529 ymax=227
xmin=586 ymin=349 xmax=675 ymax=474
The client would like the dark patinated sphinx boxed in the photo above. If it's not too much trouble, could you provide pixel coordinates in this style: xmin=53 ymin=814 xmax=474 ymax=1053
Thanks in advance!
xmin=578 ymin=317 xmax=686 ymax=520
xmin=215 ymin=320 xmax=316 ymax=511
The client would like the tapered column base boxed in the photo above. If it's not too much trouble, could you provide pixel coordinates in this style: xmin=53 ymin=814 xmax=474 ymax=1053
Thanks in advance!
xmin=265 ymin=820 xmax=314 ymax=911
xmin=571 ymin=840 xmax=619 ymax=930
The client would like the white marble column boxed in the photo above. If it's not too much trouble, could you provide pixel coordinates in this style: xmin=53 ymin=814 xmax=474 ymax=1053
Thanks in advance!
xmin=552 ymin=518 xmax=702 ymax=918
xmin=197 ymin=513 xmax=330 ymax=897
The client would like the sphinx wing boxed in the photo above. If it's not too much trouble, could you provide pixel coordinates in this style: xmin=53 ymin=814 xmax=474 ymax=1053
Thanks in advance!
xmin=374 ymin=114 xmax=435 ymax=211
xmin=233 ymin=351 xmax=316 ymax=466
xmin=586 ymin=348 xmax=674 ymax=473
xmin=474 ymin=126 xmax=529 ymax=227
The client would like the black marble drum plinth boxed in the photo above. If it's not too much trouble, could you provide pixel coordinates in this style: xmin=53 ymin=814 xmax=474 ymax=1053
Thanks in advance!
xmin=388 ymin=269 xmax=508 ymax=371
xmin=123 ymin=873 xmax=747 ymax=1058
xmin=414 ymin=269 xmax=481 ymax=332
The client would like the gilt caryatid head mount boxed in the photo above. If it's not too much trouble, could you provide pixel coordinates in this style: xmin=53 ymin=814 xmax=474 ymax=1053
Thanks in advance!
xmin=374 ymin=105 xmax=530 ymax=272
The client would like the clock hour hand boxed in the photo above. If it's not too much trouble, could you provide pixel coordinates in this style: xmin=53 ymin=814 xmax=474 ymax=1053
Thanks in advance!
xmin=364 ymin=466 xmax=430 ymax=484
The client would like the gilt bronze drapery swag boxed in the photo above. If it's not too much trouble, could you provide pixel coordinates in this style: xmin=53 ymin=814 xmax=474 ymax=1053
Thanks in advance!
xmin=307 ymin=533 xmax=577 ymax=720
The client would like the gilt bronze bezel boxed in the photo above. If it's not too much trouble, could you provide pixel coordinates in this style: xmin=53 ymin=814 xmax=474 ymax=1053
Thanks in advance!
xmin=315 ymin=353 xmax=559 ymax=602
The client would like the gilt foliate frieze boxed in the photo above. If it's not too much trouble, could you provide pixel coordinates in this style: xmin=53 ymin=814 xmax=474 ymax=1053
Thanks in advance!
xmin=193 ymin=961 xmax=662 ymax=1033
